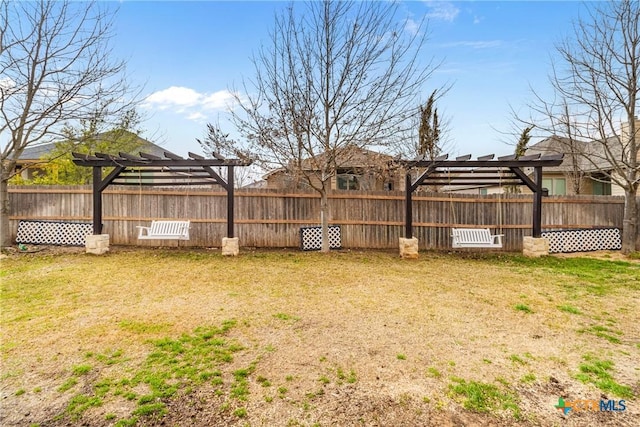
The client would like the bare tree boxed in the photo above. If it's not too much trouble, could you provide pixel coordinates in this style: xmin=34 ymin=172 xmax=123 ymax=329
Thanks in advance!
xmin=523 ymin=0 xmax=639 ymax=253
xmin=229 ymin=0 xmax=439 ymax=251
xmin=0 ymin=0 xmax=138 ymax=247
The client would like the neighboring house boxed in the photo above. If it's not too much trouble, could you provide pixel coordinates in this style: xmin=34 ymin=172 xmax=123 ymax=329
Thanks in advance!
xmin=523 ymin=136 xmax=612 ymax=196
xmin=448 ymin=137 xmax=615 ymax=196
xmin=524 ymin=121 xmax=640 ymax=196
xmin=263 ymin=146 xmax=405 ymax=192
xmin=13 ymin=143 xmax=58 ymax=181
xmin=14 ymin=133 xmax=179 ymax=183
xmin=452 ymin=119 xmax=639 ymax=196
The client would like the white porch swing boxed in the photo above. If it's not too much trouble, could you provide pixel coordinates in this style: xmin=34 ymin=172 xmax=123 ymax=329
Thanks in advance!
xmin=450 ymin=170 xmax=504 ymax=248
xmin=135 ymin=167 xmax=191 ymax=240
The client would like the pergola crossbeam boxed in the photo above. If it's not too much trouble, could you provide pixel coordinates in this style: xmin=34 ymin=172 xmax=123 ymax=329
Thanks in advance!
xmin=139 ymin=151 xmax=163 ymax=160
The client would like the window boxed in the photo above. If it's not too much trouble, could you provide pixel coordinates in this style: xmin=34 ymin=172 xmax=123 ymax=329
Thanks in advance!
xmin=592 ymin=179 xmax=612 ymax=195
xmin=337 ymin=174 xmax=360 ymax=190
xmin=542 ymin=177 xmax=566 ymax=195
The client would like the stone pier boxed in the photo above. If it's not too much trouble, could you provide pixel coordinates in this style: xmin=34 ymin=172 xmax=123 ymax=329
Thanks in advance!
xmin=85 ymin=234 xmax=110 ymax=255
xmin=522 ymin=236 xmax=549 ymax=257
xmin=399 ymin=237 xmax=419 ymax=259
xmin=222 ymin=237 xmax=239 ymax=256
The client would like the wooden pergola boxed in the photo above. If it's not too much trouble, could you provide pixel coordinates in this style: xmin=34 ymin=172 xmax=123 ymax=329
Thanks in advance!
xmin=72 ymin=151 xmax=252 ymax=237
xmin=399 ymin=153 xmax=564 ymax=239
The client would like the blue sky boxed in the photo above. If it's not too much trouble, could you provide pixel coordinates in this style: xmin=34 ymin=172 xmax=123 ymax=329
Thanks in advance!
xmin=113 ymin=1 xmax=588 ymax=159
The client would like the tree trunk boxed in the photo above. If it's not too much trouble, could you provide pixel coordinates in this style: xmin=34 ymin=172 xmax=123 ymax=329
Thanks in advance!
xmin=0 ymin=171 xmax=11 ymax=248
xmin=320 ymin=187 xmax=330 ymax=253
xmin=621 ymin=188 xmax=638 ymax=254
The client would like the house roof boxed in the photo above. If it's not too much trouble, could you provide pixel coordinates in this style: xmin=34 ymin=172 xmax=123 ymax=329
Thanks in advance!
xmin=263 ymin=145 xmax=394 ymax=179
xmin=18 ymin=143 xmax=57 ymax=160
xmin=525 ymin=135 xmax=617 ymax=173
xmin=18 ymin=132 xmax=177 ymax=161
xmin=304 ymin=145 xmax=393 ymax=169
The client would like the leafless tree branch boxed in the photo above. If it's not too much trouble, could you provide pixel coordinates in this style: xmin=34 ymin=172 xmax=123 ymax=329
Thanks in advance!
xmin=0 ymin=0 xmax=140 ymax=247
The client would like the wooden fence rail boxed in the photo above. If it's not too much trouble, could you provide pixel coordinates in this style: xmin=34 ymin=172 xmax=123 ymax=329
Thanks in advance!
xmin=8 ymin=185 xmax=630 ymax=251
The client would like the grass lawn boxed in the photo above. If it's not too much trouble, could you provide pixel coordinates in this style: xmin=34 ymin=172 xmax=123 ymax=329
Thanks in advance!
xmin=1 ymin=247 xmax=639 ymax=426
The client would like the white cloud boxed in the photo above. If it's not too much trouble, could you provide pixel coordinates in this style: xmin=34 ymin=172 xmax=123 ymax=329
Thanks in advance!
xmin=0 ymin=77 xmax=16 ymax=90
xmin=186 ymin=112 xmax=206 ymax=122
xmin=144 ymin=86 xmax=202 ymax=109
xmin=423 ymin=1 xmax=460 ymax=22
xmin=404 ymin=18 xmax=420 ymax=36
xmin=143 ymin=86 xmax=239 ymax=122
xmin=202 ymin=90 xmax=236 ymax=110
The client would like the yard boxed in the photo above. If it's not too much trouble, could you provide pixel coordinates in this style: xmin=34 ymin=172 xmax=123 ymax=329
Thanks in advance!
xmin=1 ymin=247 xmax=638 ymax=426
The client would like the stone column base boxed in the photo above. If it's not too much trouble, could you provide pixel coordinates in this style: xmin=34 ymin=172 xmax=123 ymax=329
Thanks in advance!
xmin=86 ymin=234 xmax=109 ymax=255
xmin=222 ymin=237 xmax=239 ymax=256
xmin=522 ymin=236 xmax=549 ymax=257
xmin=399 ymin=237 xmax=419 ymax=259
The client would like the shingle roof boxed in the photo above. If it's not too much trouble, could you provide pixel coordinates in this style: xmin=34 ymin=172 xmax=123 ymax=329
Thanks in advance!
xmin=18 ymin=132 xmax=178 ymax=160
xmin=263 ymin=145 xmax=394 ymax=179
xmin=299 ymin=145 xmax=393 ymax=170
xmin=526 ymin=135 xmax=617 ymax=173
xmin=18 ymin=143 xmax=57 ymax=160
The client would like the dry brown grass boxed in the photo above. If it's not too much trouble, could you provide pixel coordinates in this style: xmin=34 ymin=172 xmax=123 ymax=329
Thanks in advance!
xmin=1 ymin=247 xmax=639 ymax=426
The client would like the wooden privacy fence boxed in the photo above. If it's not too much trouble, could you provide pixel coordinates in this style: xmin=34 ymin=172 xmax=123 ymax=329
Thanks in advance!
xmin=8 ymin=185 xmax=628 ymax=251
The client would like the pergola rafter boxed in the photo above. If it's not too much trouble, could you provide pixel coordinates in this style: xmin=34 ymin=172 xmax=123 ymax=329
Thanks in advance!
xmin=72 ymin=151 xmax=252 ymax=238
xmin=399 ymin=153 xmax=564 ymax=239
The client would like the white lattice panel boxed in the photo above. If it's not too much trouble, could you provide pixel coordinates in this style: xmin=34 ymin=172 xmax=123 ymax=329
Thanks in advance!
xmin=541 ymin=228 xmax=621 ymax=254
xmin=16 ymin=220 xmax=93 ymax=246
xmin=300 ymin=226 xmax=341 ymax=251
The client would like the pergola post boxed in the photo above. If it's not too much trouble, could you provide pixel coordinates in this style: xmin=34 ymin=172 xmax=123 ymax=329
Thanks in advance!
xmin=227 ymin=165 xmax=235 ymax=238
xmin=92 ymin=166 xmax=103 ymax=235
xmin=405 ymin=173 xmax=413 ymax=239
xmin=532 ymin=166 xmax=543 ymax=238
